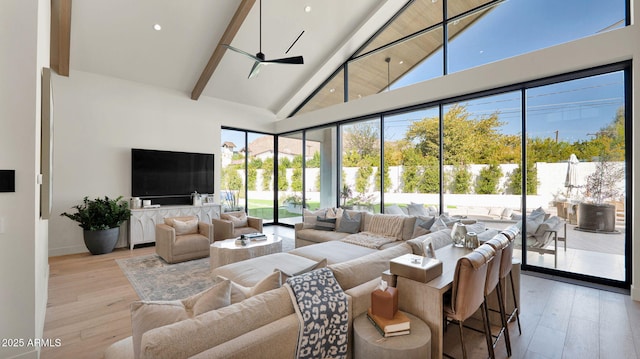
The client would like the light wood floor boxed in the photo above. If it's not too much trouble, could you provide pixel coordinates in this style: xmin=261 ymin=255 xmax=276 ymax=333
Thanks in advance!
xmin=42 ymin=226 xmax=640 ymax=359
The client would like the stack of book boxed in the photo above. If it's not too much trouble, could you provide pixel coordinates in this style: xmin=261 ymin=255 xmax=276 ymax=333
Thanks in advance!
xmin=242 ymin=233 xmax=267 ymax=241
xmin=366 ymin=308 xmax=411 ymax=337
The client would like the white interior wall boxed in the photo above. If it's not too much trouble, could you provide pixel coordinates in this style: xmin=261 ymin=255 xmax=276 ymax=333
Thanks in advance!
xmin=48 ymin=71 xmax=275 ymax=256
xmin=276 ymin=15 xmax=640 ymax=300
xmin=0 ymin=0 xmax=50 ymax=358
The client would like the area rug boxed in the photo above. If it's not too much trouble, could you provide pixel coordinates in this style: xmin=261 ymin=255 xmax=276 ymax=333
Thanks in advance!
xmin=116 ymin=255 xmax=218 ymax=301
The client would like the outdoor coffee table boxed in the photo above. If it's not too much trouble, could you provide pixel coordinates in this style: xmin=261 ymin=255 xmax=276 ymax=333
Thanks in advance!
xmin=209 ymin=234 xmax=282 ymax=270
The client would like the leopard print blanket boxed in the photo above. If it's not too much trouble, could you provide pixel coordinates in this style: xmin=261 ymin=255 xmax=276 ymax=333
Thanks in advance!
xmin=285 ymin=267 xmax=349 ymax=359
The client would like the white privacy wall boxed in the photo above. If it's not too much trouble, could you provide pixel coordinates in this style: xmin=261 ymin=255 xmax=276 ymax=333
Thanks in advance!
xmin=49 ymin=71 xmax=275 ymax=256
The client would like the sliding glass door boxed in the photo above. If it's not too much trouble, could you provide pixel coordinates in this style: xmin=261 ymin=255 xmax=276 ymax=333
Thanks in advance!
xmin=524 ymin=71 xmax=627 ymax=281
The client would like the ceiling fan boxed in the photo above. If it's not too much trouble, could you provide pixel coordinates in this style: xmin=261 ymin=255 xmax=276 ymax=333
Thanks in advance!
xmin=223 ymin=0 xmax=304 ymax=79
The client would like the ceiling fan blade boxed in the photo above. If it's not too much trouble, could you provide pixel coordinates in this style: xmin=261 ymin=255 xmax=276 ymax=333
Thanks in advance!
xmin=248 ymin=61 xmax=263 ymax=79
xmin=222 ymin=44 xmax=262 ymax=62
xmin=263 ymin=56 xmax=304 ymax=65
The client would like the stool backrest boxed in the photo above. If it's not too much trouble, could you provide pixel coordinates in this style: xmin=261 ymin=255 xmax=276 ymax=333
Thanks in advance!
xmin=478 ymin=241 xmax=501 ymax=296
xmin=450 ymin=246 xmax=494 ymax=320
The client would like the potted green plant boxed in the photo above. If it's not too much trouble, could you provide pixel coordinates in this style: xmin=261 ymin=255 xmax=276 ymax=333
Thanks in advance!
xmin=61 ymin=196 xmax=131 ymax=254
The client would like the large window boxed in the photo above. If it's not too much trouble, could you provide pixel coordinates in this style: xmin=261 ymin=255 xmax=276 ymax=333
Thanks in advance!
xmin=278 ymin=132 xmax=304 ymax=225
xmin=305 ymin=127 xmax=338 ymax=211
xmin=294 ymin=0 xmax=627 ymax=116
xmin=220 ymin=129 xmax=275 ymax=223
xmin=340 ymin=119 xmax=381 ymax=212
xmin=524 ymin=71 xmax=626 ymax=281
xmin=442 ymin=92 xmax=522 ymax=222
xmin=383 ymin=107 xmax=440 ymax=212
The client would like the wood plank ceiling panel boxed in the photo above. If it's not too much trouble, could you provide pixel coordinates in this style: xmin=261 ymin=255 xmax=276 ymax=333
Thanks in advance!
xmin=191 ymin=0 xmax=256 ymax=100
xmin=296 ymin=0 xmax=489 ymax=115
xmin=51 ymin=0 xmax=72 ymax=77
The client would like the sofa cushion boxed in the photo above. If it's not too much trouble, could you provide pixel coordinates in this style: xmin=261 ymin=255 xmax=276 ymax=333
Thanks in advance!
xmin=328 ymin=243 xmax=411 ymax=290
xmin=314 ymin=216 xmax=337 ymax=231
xmin=131 ymin=279 xmax=231 ymax=359
xmin=289 ymin=241 xmax=377 ymax=265
xmin=172 ymin=218 xmax=198 ymax=235
xmin=276 ymin=258 xmax=327 ymax=282
xmin=218 ymin=270 xmax=282 ymax=304
xmin=222 ymin=212 xmax=248 ymax=228
xmin=302 ymin=208 xmax=328 ymax=229
xmin=407 ymin=202 xmax=428 ymax=216
xmin=412 ymin=215 xmax=435 ymax=238
xmin=384 ymin=205 xmax=405 ymax=215
xmin=296 ymin=228 xmax=351 ymax=244
xmin=212 ymin=252 xmax=318 ymax=287
xmin=139 ymin=287 xmax=294 ymax=359
xmin=365 ymin=214 xmax=406 ymax=240
xmin=336 ymin=210 xmax=362 ymax=234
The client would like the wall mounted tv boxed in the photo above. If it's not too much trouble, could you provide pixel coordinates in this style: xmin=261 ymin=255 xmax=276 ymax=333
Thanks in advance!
xmin=131 ymin=148 xmax=214 ymax=205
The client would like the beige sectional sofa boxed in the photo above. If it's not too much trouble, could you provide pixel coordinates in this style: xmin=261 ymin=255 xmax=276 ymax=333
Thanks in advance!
xmin=105 ymin=237 xmax=412 ymax=359
xmin=105 ymin=206 xmax=515 ymax=359
xmin=295 ymin=210 xmax=417 ymax=248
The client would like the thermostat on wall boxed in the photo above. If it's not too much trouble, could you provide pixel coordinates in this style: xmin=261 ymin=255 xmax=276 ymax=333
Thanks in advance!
xmin=0 ymin=170 xmax=15 ymax=193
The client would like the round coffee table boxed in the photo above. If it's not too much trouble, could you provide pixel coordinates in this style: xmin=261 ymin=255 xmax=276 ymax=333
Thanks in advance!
xmin=354 ymin=311 xmax=431 ymax=359
xmin=209 ymin=235 xmax=282 ymax=270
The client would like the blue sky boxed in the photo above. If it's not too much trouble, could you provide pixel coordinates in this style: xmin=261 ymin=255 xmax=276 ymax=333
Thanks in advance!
xmin=224 ymin=0 xmax=626 ymax=148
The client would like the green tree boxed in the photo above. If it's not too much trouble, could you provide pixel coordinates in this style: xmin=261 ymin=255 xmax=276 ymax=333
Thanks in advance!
xmin=306 ymin=151 xmax=321 ymax=168
xmin=452 ymin=165 xmax=472 ymax=194
xmin=261 ymin=157 xmax=273 ymax=191
xmin=355 ymin=165 xmax=373 ymax=194
xmin=344 ymin=122 xmax=380 ymax=158
xmin=508 ymin=162 xmax=537 ymax=195
xmin=476 ymin=163 xmax=503 ymax=194
xmin=291 ymin=167 xmax=303 ymax=192
xmin=246 ymin=158 xmax=261 ymax=191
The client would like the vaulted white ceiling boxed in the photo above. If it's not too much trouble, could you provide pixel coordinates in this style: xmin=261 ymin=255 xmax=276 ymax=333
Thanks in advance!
xmin=68 ymin=0 xmax=405 ymax=119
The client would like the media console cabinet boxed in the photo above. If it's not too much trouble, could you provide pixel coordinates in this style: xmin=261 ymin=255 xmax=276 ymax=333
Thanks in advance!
xmin=129 ymin=204 xmax=221 ymax=250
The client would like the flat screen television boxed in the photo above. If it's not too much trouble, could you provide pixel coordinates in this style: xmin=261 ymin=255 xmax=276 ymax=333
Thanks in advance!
xmin=131 ymin=148 xmax=214 ymax=205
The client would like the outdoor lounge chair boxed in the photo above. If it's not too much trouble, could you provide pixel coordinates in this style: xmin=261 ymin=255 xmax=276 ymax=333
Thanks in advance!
xmin=524 ymin=215 xmax=566 ymax=268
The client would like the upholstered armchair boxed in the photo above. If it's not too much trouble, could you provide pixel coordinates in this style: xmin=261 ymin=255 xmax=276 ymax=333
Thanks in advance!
xmin=212 ymin=211 xmax=263 ymax=241
xmin=155 ymin=216 xmax=213 ymax=264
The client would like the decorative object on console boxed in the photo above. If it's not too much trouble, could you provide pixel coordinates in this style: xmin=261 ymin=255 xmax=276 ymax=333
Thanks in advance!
xmin=60 ymin=196 xmax=131 ymax=255
xmin=451 ymin=222 xmax=467 ymax=247
xmin=465 ymin=231 xmax=479 ymax=249
xmin=370 ymin=279 xmax=398 ymax=320
xmin=390 ymin=253 xmax=443 ymax=283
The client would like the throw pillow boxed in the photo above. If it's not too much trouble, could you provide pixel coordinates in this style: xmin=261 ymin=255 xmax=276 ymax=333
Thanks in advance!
xmin=172 ymin=218 xmax=199 ymax=236
xmin=222 ymin=212 xmax=248 ymax=228
xmin=407 ymin=202 xmax=428 ymax=216
xmin=276 ymin=258 xmax=328 ymax=282
xmin=218 ymin=271 xmax=282 ymax=304
xmin=130 ymin=279 xmax=231 ymax=359
xmin=412 ymin=215 xmax=436 ymax=238
xmin=302 ymin=209 xmax=327 ymax=229
xmin=384 ymin=205 xmax=405 ymax=215
xmin=430 ymin=218 xmax=446 ymax=232
xmin=426 ymin=205 xmax=439 ymax=216
xmin=336 ymin=211 xmax=362 ymax=234
xmin=314 ymin=216 xmax=337 ymax=231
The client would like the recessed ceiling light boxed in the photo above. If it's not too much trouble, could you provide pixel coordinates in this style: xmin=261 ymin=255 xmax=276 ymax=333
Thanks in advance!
xmin=329 ymin=88 xmax=336 ymax=93
xmin=304 ymin=6 xmax=312 ymax=13
xmin=153 ymin=24 xmax=162 ymax=31
xmin=398 ymin=60 xmax=404 ymax=65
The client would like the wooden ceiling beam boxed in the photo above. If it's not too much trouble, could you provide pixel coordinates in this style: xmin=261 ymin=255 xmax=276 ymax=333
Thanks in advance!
xmin=50 ymin=0 xmax=72 ymax=76
xmin=191 ymin=0 xmax=256 ymax=100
